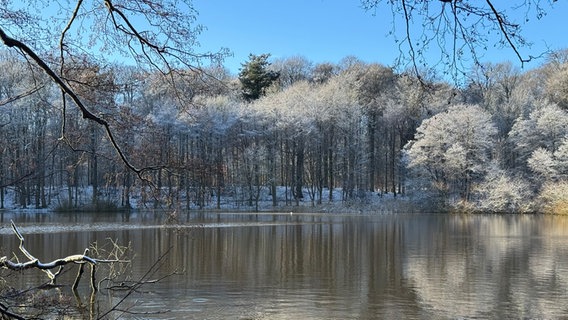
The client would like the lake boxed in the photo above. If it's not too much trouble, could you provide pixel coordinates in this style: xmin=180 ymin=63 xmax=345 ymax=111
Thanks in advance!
xmin=2 ymin=211 xmax=568 ymax=319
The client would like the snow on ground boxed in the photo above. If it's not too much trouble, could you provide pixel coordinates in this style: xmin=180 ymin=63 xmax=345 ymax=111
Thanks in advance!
xmin=0 ymin=185 xmax=421 ymax=214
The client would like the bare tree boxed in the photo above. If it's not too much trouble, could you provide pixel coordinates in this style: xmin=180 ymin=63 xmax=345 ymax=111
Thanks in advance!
xmin=270 ymin=56 xmax=314 ymax=88
xmin=0 ymin=0 xmax=227 ymax=178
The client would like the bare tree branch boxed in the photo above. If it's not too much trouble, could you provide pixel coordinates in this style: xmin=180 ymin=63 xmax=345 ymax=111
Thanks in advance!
xmin=1 ymin=223 xmax=136 ymax=318
xmin=485 ymin=0 xmax=529 ymax=66
xmin=1 ymin=0 xmax=228 ymax=187
xmin=0 ymin=27 xmax=153 ymax=178
xmin=1 ymin=221 xmax=96 ymax=274
xmin=401 ymin=0 xmax=421 ymax=80
xmin=58 ymin=0 xmax=85 ymax=142
xmin=96 ymin=246 xmax=174 ymax=320
xmin=361 ymin=0 xmax=556 ymax=79
xmin=0 ymin=85 xmax=44 ymax=107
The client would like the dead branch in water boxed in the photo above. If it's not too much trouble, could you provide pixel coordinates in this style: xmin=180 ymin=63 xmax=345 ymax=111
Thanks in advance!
xmin=0 ymin=221 xmax=100 ymax=292
xmin=0 ymin=221 xmax=134 ymax=319
xmin=0 ymin=221 xmax=177 ymax=319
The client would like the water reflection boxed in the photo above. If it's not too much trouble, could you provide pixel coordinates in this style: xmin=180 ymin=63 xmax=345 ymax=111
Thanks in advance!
xmin=403 ymin=214 xmax=568 ymax=319
xmin=1 ymin=212 xmax=568 ymax=319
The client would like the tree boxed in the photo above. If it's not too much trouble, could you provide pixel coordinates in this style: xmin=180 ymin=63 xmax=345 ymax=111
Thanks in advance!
xmin=528 ymin=138 xmax=568 ymax=214
xmin=0 ymin=0 xmax=226 ymax=177
xmin=509 ymin=103 xmax=568 ymax=171
xmin=475 ymin=168 xmax=534 ymax=213
xmin=355 ymin=63 xmax=396 ymax=193
xmin=528 ymin=138 xmax=568 ymax=182
xmin=312 ymin=62 xmax=337 ymax=84
xmin=539 ymin=180 xmax=568 ymax=214
xmin=463 ymin=62 xmax=532 ymax=169
xmin=238 ymin=54 xmax=280 ymax=101
xmin=545 ymin=62 xmax=568 ymax=110
xmin=270 ymin=55 xmax=313 ymax=88
xmin=360 ymin=0 xmax=557 ymax=80
xmin=405 ymin=104 xmax=497 ymax=205
xmin=253 ymin=81 xmax=314 ymax=204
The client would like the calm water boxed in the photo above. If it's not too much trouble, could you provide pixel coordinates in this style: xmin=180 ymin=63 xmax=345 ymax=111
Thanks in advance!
xmin=2 ymin=211 xmax=568 ymax=319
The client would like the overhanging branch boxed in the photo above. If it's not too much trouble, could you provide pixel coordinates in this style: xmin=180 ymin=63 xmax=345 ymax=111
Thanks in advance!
xmin=0 ymin=27 xmax=152 ymax=178
xmin=485 ymin=0 xmax=530 ymax=66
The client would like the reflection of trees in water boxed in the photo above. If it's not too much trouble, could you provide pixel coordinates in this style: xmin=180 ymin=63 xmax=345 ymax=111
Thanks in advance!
xmin=176 ymin=215 xmax=425 ymax=317
xmin=404 ymin=215 xmax=568 ymax=318
xmin=7 ymin=214 xmax=568 ymax=318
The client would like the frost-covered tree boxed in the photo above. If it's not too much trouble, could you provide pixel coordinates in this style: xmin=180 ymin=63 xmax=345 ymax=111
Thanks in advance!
xmin=312 ymin=62 xmax=337 ymax=84
xmin=465 ymin=62 xmax=521 ymax=107
xmin=405 ymin=104 xmax=497 ymax=205
xmin=463 ymin=62 xmax=540 ymax=169
xmin=528 ymin=148 xmax=558 ymax=181
xmin=539 ymin=181 xmax=568 ymax=214
xmin=356 ymin=63 xmax=396 ymax=192
xmin=509 ymin=103 xmax=568 ymax=170
xmin=270 ymin=56 xmax=313 ymax=88
xmin=190 ymin=95 xmax=241 ymax=209
xmin=0 ymin=0 xmax=226 ymax=177
xmin=316 ymin=71 xmax=362 ymax=200
xmin=545 ymin=62 xmax=568 ymax=110
xmin=475 ymin=166 xmax=534 ymax=213
xmin=253 ymin=80 xmax=317 ymax=203
xmin=528 ymin=138 xmax=568 ymax=182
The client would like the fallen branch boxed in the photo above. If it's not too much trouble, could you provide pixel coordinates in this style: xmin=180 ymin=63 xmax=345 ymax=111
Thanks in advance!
xmin=1 ymin=222 xmax=135 ymax=319
xmin=0 ymin=254 xmax=96 ymax=271
xmin=0 ymin=221 xmax=99 ymax=291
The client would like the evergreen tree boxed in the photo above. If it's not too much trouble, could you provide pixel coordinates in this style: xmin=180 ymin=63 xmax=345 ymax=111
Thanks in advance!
xmin=238 ymin=54 xmax=280 ymax=101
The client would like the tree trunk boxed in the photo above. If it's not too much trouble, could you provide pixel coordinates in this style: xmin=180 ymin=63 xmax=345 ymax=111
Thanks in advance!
xmin=294 ymin=139 xmax=305 ymax=204
xmin=368 ymin=112 xmax=376 ymax=192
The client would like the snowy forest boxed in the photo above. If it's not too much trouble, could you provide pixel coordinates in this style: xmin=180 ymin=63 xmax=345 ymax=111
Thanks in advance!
xmin=1 ymin=49 xmax=568 ymax=214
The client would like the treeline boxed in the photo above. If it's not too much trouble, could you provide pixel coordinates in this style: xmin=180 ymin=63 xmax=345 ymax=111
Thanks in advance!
xmin=1 ymin=51 xmax=568 ymax=213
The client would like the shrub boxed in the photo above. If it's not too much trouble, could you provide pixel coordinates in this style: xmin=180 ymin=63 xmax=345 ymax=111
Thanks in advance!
xmin=539 ymin=181 xmax=568 ymax=214
xmin=54 ymin=200 xmax=125 ymax=213
xmin=474 ymin=172 xmax=534 ymax=213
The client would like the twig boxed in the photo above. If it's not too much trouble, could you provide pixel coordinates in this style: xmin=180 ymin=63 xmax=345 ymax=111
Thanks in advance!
xmin=401 ymin=0 xmax=421 ymax=81
xmin=0 ymin=84 xmax=45 ymax=107
xmin=97 ymin=246 xmax=173 ymax=319
xmin=485 ymin=0 xmax=530 ymax=66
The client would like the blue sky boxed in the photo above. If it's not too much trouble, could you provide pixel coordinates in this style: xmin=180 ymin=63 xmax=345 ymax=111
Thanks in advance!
xmin=192 ymin=0 xmax=568 ymax=75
